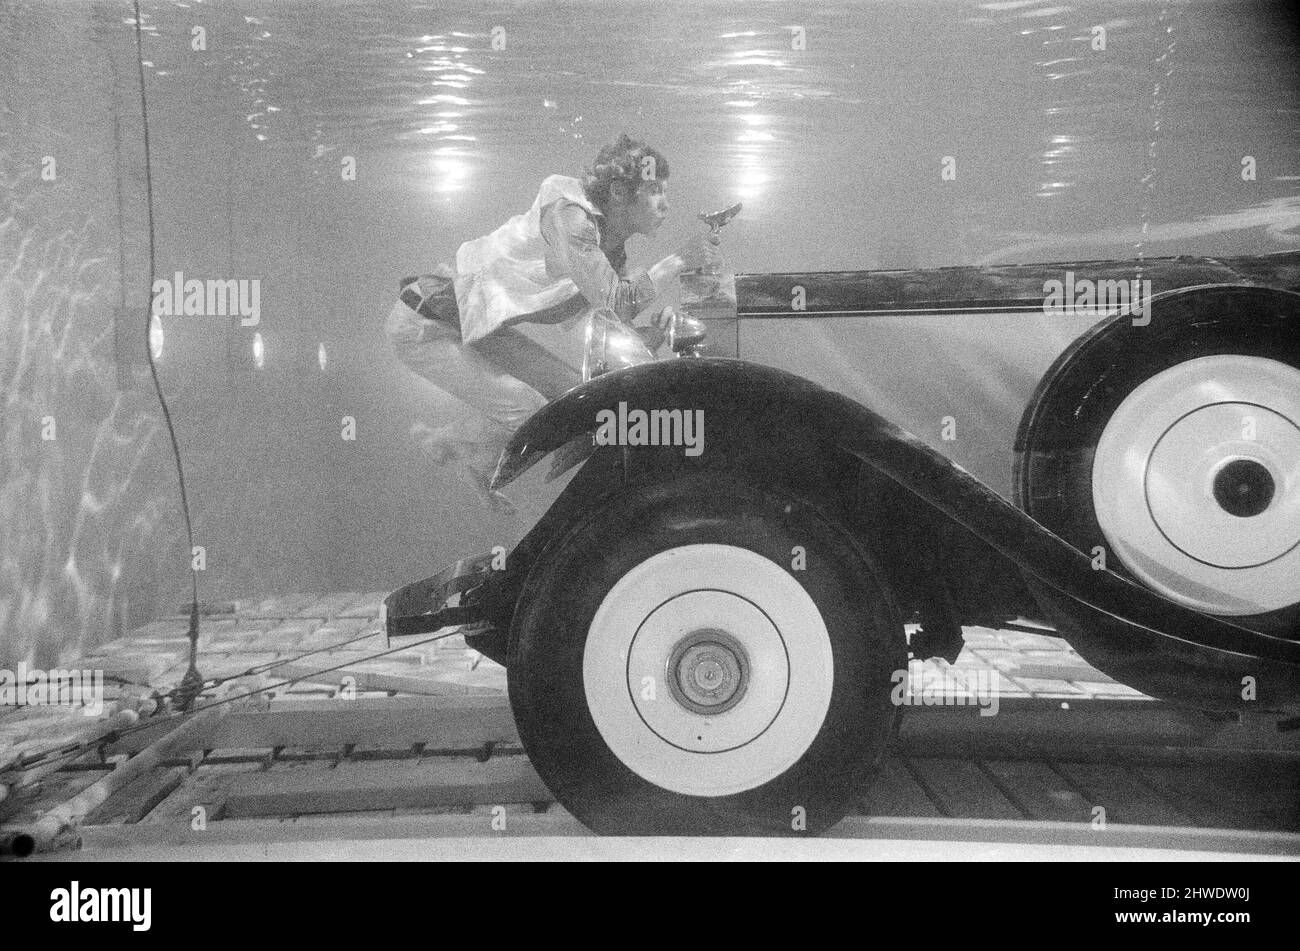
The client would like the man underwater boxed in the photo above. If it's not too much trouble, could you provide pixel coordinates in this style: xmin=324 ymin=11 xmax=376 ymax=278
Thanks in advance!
xmin=386 ymin=133 xmax=720 ymax=510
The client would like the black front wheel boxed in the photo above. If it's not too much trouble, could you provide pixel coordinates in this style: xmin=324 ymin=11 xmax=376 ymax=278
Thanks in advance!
xmin=507 ymin=469 xmax=904 ymax=835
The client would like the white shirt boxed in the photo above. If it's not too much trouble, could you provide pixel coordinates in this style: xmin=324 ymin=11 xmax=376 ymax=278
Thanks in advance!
xmin=453 ymin=175 xmax=658 ymax=344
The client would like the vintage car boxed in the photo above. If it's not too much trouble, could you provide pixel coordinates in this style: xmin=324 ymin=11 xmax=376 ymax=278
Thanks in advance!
xmin=386 ymin=250 xmax=1300 ymax=835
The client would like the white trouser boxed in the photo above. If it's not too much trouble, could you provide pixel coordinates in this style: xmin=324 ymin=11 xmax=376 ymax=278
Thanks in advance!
xmin=385 ymin=297 xmax=549 ymax=482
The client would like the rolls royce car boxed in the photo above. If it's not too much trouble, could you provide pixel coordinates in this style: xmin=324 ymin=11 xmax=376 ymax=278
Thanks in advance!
xmin=387 ymin=250 xmax=1300 ymax=835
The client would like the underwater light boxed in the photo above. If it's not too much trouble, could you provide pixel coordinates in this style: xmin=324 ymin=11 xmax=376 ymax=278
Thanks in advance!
xmin=149 ymin=314 xmax=164 ymax=360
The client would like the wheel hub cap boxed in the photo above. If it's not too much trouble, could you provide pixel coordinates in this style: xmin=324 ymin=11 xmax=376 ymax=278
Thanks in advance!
xmin=668 ymin=629 xmax=750 ymax=714
xmin=624 ymin=589 xmax=788 ymax=754
xmin=583 ymin=544 xmax=833 ymax=797
xmin=1092 ymin=354 xmax=1300 ymax=614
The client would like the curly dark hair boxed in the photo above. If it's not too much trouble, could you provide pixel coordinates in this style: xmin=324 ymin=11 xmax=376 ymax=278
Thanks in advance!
xmin=582 ymin=133 xmax=670 ymax=211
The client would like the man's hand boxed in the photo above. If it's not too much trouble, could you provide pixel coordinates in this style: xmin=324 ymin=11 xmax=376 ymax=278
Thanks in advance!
xmin=676 ymin=231 xmax=722 ymax=271
xmin=648 ymin=234 xmax=722 ymax=298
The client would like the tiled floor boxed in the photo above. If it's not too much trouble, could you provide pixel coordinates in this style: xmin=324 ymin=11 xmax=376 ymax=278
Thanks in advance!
xmin=78 ymin=592 xmax=506 ymax=700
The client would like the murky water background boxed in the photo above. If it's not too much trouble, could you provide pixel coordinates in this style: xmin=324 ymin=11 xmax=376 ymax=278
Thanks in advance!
xmin=2 ymin=0 xmax=1297 ymax=664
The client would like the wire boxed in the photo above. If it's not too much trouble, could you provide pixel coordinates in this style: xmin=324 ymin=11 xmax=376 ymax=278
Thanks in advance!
xmin=167 ymin=621 xmax=400 ymax=693
xmin=5 ymin=622 xmax=396 ymax=770
xmin=3 ymin=628 xmax=468 ymax=775
xmin=154 ymin=628 xmax=467 ymax=720
xmin=128 ymin=0 xmax=206 ymax=699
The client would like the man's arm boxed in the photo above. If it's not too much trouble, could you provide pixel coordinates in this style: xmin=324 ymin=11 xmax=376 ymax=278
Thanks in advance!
xmin=541 ymin=202 xmax=679 ymax=322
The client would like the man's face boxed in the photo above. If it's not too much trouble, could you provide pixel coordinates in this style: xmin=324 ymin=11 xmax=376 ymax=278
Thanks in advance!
xmin=619 ymin=179 xmax=669 ymax=236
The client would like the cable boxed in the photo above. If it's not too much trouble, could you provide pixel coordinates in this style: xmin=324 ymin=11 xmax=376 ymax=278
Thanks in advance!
xmin=155 ymin=628 xmax=467 ymax=720
xmin=163 ymin=621 xmax=401 ymax=695
xmin=130 ymin=0 xmax=205 ymax=708
xmin=5 ymin=628 xmax=467 ymax=775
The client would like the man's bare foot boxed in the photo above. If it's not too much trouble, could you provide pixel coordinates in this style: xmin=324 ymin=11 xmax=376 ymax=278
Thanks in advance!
xmin=410 ymin=421 xmax=459 ymax=464
xmin=481 ymin=487 xmax=517 ymax=516
xmin=410 ymin=421 xmax=515 ymax=514
xmin=460 ymin=464 xmax=516 ymax=515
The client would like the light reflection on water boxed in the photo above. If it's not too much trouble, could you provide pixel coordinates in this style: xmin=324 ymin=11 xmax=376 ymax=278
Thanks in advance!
xmin=115 ymin=0 xmax=1300 ymax=266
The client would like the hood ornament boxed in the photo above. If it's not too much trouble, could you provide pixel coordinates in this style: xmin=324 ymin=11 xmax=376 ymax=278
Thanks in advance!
xmin=698 ymin=202 xmax=742 ymax=234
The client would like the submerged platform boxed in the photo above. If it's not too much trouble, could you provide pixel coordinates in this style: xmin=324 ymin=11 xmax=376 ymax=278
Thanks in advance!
xmin=2 ymin=592 xmax=1298 ymax=859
